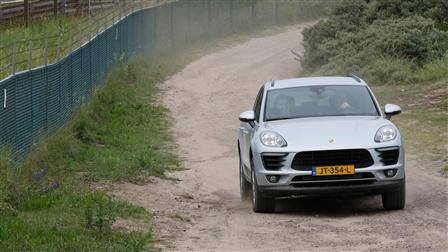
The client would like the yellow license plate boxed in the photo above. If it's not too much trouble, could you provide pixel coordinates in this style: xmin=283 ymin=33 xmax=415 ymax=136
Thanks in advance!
xmin=312 ymin=165 xmax=355 ymax=176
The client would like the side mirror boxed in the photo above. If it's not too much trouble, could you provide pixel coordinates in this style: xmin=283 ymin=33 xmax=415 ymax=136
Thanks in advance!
xmin=239 ymin=110 xmax=255 ymax=123
xmin=384 ymin=104 xmax=401 ymax=120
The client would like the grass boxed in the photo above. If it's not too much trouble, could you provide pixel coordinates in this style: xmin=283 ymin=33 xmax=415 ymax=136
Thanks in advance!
xmin=371 ymin=78 xmax=448 ymax=169
xmin=0 ymin=55 xmax=183 ymax=251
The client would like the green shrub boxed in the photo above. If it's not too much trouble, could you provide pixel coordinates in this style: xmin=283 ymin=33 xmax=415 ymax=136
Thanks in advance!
xmin=302 ymin=0 xmax=448 ymax=84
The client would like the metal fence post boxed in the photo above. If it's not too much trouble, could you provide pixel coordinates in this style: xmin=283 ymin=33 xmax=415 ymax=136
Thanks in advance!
xmin=11 ymin=42 xmax=16 ymax=75
xmin=28 ymin=40 xmax=32 ymax=70
xmin=79 ymin=21 xmax=83 ymax=47
xmin=44 ymin=38 xmax=48 ymax=65
xmin=56 ymin=35 xmax=62 ymax=61
xmin=96 ymin=16 xmax=100 ymax=36
xmin=119 ymin=3 xmax=122 ymax=20
xmin=88 ymin=16 xmax=92 ymax=41
xmin=69 ymin=31 xmax=73 ymax=54
xmin=44 ymin=40 xmax=49 ymax=133
xmin=68 ymin=31 xmax=73 ymax=116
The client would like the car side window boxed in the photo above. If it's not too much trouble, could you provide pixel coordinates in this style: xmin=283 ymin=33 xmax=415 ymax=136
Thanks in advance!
xmin=253 ymin=87 xmax=264 ymax=122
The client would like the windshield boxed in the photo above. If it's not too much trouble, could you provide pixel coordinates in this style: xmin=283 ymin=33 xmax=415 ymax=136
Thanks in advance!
xmin=264 ymin=85 xmax=379 ymax=121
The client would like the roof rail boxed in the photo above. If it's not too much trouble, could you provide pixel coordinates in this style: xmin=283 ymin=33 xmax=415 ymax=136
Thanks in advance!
xmin=270 ymin=80 xmax=275 ymax=87
xmin=346 ymin=74 xmax=362 ymax=83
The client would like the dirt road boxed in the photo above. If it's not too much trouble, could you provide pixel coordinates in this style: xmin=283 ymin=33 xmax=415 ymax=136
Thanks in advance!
xmin=113 ymin=25 xmax=448 ymax=251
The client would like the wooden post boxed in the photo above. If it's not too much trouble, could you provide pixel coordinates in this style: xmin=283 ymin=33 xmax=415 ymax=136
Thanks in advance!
xmin=24 ymin=0 xmax=30 ymax=26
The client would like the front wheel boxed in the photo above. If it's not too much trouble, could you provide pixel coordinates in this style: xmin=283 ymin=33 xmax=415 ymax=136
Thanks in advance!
xmin=382 ymin=179 xmax=406 ymax=210
xmin=251 ymin=166 xmax=275 ymax=213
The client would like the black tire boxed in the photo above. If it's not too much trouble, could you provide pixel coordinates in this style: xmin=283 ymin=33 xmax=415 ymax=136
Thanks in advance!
xmin=239 ymin=147 xmax=251 ymax=201
xmin=251 ymin=162 xmax=275 ymax=213
xmin=382 ymin=179 xmax=406 ymax=210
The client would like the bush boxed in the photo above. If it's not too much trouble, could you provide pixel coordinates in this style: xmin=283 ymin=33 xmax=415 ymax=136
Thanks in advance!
xmin=301 ymin=0 xmax=448 ymax=84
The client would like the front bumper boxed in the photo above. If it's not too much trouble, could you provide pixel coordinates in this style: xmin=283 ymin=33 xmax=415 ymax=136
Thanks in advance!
xmin=259 ymin=179 xmax=403 ymax=197
xmin=252 ymin=145 xmax=405 ymax=195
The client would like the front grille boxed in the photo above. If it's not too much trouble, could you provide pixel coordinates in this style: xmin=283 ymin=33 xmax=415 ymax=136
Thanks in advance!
xmin=376 ymin=147 xmax=399 ymax=166
xmin=291 ymin=149 xmax=374 ymax=171
xmin=261 ymin=152 xmax=288 ymax=170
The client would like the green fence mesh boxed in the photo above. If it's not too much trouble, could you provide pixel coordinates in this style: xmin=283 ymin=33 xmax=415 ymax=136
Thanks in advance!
xmin=0 ymin=0 xmax=327 ymax=161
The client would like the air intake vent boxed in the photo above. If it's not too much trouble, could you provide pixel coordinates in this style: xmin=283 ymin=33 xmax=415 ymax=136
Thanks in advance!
xmin=376 ymin=147 xmax=399 ymax=166
xmin=291 ymin=173 xmax=374 ymax=182
xmin=291 ymin=149 xmax=374 ymax=171
xmin=262 ymin=153 xmax=288 ymax=170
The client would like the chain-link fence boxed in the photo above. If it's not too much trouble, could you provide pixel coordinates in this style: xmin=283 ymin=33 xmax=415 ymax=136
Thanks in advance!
xmin=0 ymin=0 xmax=328 ymax=160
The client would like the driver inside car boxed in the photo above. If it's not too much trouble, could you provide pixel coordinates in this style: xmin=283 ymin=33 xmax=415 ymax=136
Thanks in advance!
xmin=270 ymin=94 xmax=295 ymax=119
xmin=331 ymin=92 xmax=352 ymax=112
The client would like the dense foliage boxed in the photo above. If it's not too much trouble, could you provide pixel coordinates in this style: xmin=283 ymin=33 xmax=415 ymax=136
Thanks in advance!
xmin=302 ymin=0 xmax=448 ymax=84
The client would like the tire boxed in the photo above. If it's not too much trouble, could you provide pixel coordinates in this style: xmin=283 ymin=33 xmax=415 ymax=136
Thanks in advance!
xmin=239 ymin=149 xmax=251 ymax=201
xmin=382 ymin=179 xmax=406 ymax=210
xmin=251 ymin=162 xmax=275 ymax=213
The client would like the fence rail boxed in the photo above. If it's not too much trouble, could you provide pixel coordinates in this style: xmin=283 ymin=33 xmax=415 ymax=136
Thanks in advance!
xmin=0 ymin=0 xmax=327 ymax=162
xmin=0 ymin=0 xmax=132 ymax=24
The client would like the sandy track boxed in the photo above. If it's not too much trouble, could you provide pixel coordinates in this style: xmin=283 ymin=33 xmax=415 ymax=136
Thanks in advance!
xmin=113 ymin=25 xmax=448 ymax=251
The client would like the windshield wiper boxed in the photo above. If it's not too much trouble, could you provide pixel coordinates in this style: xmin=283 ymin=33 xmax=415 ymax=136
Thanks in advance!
xmin=266 ymin=117 xmax=296 ymax=121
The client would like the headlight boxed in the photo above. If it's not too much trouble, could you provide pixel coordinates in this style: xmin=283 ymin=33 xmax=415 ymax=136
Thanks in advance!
xmin=374 ymin=125 xmax=397 ymax=142
xmin=260 ymin=131 xmax=287 ymax=147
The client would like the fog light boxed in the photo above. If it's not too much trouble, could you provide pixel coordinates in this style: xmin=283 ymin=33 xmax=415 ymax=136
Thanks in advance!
xmin=266 ymin=175 xmax=279 ymax=183
xmin=385 ymin=169 xmax=397 ymax=177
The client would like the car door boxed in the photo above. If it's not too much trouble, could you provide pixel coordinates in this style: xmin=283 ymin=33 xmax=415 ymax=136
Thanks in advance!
xmin=241 ymin=86 xmax=264 ymax=173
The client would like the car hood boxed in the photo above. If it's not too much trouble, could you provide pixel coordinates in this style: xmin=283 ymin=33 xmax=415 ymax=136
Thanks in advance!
xmin=260 ymin=116 xmax=397 ymax=151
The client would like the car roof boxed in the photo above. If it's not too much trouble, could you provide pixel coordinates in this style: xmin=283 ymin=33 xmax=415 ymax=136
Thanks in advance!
xmin=264 ymin=76 xmax=368 ymax=90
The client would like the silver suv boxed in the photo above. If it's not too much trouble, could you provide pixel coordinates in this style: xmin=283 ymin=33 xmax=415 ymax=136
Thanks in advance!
xmin=238 ymin=76 xmax=405 ymax=213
